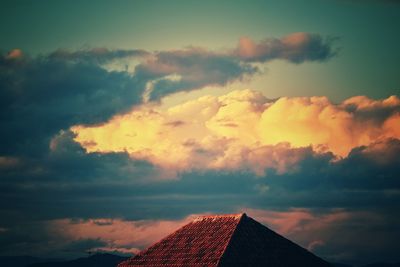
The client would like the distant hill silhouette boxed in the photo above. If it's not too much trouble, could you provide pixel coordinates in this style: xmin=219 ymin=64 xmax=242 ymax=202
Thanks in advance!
xmin=1 ymin=250 xmax=398 ymax=267
xmin=331 ymin=262 xmax=400 ymax=267
xmin=362 ymin=263 xmax=400 ymax=267
xmin=331 ymin=263 xmax=353 ymax=267
xmin=0 ymin=255 xmax=52 ymax=267
xmin=26 ymin=253 xmax=128 ymax=267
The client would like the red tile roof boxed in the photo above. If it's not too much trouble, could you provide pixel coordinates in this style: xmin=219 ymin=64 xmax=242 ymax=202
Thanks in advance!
xmin=118 ymin=213 xmax=331 ymax=267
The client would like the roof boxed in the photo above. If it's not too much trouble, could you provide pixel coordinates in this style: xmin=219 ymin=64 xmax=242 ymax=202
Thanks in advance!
xmin=118 ymin=213 xmax=331 ymax=267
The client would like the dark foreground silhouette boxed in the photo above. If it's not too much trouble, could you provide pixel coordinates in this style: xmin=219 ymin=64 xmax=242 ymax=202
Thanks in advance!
xmin=0 ymin=254 xmax=399 ymax=267
xmin=0 ymin=253 xmax=128 ymax=267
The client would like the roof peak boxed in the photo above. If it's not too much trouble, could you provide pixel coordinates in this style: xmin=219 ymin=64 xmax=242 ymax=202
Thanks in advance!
xmin=119 ymin=212 xmax=331 ymax=267
xmin=193 ymin=213 xmax=246 ymax=222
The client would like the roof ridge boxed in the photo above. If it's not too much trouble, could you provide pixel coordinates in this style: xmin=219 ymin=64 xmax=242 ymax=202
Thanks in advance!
xmin=215 ymin=213 xmax=247 ymax=267
xmin=193 ymin=213 xmax=245 ymax=222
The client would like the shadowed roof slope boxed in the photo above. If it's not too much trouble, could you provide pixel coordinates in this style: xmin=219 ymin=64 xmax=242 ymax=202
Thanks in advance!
xmin=118 ymin=213 xmax=331 ymax=267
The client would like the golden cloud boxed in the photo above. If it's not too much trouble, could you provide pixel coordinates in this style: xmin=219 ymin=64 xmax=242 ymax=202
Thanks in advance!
xmin=71 ymin=90 xmax=400 ymax=175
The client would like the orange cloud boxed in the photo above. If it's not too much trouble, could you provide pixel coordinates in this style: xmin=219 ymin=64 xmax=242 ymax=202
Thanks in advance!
xmin=71 ymin=90 xmax=400 ymax=175
xmin=48 ymin=217 xmax=193 ymax=254
xmin=41 ymin=208 xmax=392 ymax=261
xmin=6 ymin=49 xmax=23 ymax=59
xmin=246 ymin=208 xmax=350 ymax=236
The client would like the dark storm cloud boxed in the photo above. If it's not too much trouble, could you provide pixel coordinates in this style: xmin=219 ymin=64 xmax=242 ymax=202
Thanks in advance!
xmin=0 ymin=51 xmax=144 ymax=156
xmin=341 ymin=96 xmax=400 ymax=125
xmin=1 ymin=136 xmax=399 ymax=222
xmin=0 ymin=130 xmax=159 ymax=226
xmin=249 ymin=139 xmax=400 ymax=210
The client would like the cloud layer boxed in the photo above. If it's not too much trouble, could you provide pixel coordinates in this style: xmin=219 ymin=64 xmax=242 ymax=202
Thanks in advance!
xmin=72 ymin=90 xmax=400 ymax=175
xmin=0 ymin=32 xmax=336 ymax=156
xmin=1 ymin=34 xmax=399 ymax=264
xmin=1 ymin=129 xmax=399 ymax=262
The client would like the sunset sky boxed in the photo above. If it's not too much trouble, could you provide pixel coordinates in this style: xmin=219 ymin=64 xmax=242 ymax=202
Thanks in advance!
xmin=1 ymin=0 xmax=399 ymax=265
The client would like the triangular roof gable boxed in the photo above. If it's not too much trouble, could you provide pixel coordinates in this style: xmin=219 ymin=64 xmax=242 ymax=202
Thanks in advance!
xmin=119 ymin=213 xmax=331 ymax=267
xmin=118 ymin=214 xmax=243 ymax=267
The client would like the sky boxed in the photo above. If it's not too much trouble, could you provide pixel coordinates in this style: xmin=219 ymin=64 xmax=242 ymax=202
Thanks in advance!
xmin=0 ymin=0 xmax=399 ymax=265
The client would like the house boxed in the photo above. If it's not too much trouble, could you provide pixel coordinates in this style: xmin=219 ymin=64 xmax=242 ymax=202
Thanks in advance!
xmin=119 ymin=213 xmax=331 ymax=267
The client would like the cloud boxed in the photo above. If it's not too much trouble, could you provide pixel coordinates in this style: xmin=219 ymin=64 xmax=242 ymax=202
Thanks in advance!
xmin=135 ymin=47 xmax=258 ymax=101
xmin=5 ymin=48 xmax=23 ymax=59
xmin=72 ymin=90 xmax=400 ymax=175
xmin=0 ymin=34 xmax=338 ymax=156
xmin=49 ymin=217 xmax=192 ymax=255
xmin=4 ymin=136 xmax=398 ymax=223
xmin=48 ymin=48 xmax=149 ymax=64
xmin=0 ymin=216 xmax=192 ymax=258
xmin=1 ymin=131 xmax=399 ymax=263
xmin=0 ymin=49 xmax=145 ymax=156
xmin=134 ymin=33 xmax=337 ymax=100
xmin=247 ymin=208 xmax=371 ymax=242
xmin=4 ymin=35 xmax=399 ymax=264
xmin=235 ymin=32 xmax=338 ymax=63
xmin=0 ymin=33 xmax=336 ymax=155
